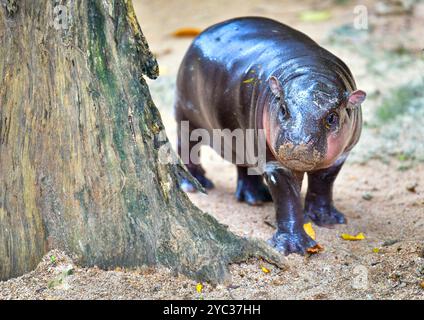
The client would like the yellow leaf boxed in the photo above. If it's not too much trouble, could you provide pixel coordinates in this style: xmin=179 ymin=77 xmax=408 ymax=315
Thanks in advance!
xmin=303 ymin=222 xmax=316 ymax=240
xmin=341 ymin=232 xmax=366 ymax=241
xmin=243 ymin=78 xmax=255 ymax=84
xmin=372 ymin=248 xmax=380 ymax=253
xmin=172 ymin=28 xmax=202 ymax=37
xmin=420 ymin=280 xmax=424 ymax=289
xmin=261 ymin=266 xmax=270 ymax=274
xmin=196 ymin=283 xmax=203 ymax=293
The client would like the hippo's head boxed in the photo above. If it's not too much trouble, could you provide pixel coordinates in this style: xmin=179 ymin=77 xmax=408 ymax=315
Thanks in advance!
xmin=263 ymin=75 xmax=366 ymax=171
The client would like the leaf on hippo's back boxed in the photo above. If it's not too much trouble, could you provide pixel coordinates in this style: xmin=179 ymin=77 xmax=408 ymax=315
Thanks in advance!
xmin=172 ymin=28 xmax=202 ymax=37
xmin=341 ymin=232 xmax=366 ymax=241
xmin=243 ymin=78 xmax=255 ymax=84
xmin=299 ymin=10 xmax=332 ymax=22
xmin=303 ymin=222 xmax=316 ymax=240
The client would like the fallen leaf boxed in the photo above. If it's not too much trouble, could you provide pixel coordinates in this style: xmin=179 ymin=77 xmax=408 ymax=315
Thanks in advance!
xmin=299 ymin=10 xmax=332 ymax=22
xmin=196 ymin=283 xmax=203 ymax=293
xmin=261 ymin=266 xmax=270 ymax=274
xmin=172 ymin=28 xmax=202 ymax=37
xmin=420 ymin=280 xmax=424 ymax=289
xmin=303 ymin=222 xmax=316 ymax=240
xmin=341 ymin=232 xmax=366 ymax=241
xmin=307 ymin=244 xmax=324 ymax=254
xmin=372 ymin=247 xmax=380 ymax=253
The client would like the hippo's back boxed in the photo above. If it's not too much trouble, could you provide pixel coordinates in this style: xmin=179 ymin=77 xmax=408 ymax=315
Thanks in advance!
xmin=175 ymin=17 xmax=354 ymax=132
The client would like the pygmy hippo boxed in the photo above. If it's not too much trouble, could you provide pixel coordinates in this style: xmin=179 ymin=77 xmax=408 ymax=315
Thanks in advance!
xmin=174 ymin=17 xmax=366 ymax=255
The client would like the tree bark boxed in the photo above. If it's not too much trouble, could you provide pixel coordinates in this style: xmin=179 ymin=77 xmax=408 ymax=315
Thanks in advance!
xmin=0 ymin=0 xmax=283 ymax=283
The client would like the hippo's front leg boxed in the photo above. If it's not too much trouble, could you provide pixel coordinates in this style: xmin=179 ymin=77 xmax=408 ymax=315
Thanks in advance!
xmin=264 ymin=162 xmax=317 ymax=255
xmin=304 ymin=157 xmax=346 ymax=226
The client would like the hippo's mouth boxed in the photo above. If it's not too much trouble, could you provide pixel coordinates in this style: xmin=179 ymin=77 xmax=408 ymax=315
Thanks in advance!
xmin=282 ymin=158 xmax=317 ymax=171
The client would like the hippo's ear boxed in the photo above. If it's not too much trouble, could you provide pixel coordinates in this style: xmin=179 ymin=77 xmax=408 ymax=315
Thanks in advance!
xmin=269 ymin=76 xmax=283 ymax=98
xmin=348 ymin=90 xmax=366 ymax=108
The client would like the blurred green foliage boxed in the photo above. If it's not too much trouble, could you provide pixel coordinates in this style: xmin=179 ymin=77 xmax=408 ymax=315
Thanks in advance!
xmin=375 ymin=84 xmax=424 ymax=122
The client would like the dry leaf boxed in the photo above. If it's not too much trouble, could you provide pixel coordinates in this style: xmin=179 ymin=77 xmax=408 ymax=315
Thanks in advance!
xmin=303 ymin=222 xmax=316 ymax=240
xmin=420 ymin=280 xmax=424 ymax=289
xmin=307 ymin=244 xmax=324 ymax=254
xmin=172 ymin=28 xmax=202 ymax=37
xmin=341 ymin=232 xmax=365 ymax=241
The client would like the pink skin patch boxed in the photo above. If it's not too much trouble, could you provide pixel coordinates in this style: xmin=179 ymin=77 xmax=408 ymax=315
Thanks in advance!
xmin=322 ymin=90 xmax=365 ymax=168
xmin=320 ymin=115 xmax=352 ymax=169
xmin=322 ymin=131 xmax=347 ymax=168
xmin=262 ymin=107 xmax=280 ymax=159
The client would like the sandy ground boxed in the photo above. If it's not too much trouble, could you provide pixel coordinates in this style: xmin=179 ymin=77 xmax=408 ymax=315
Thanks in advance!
xmin=1 ymin=0 xmax=423 ymax=299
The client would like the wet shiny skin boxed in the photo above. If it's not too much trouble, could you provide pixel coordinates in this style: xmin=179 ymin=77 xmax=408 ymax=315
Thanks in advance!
xmin=175 ymin=17 xmax=365 ymax=254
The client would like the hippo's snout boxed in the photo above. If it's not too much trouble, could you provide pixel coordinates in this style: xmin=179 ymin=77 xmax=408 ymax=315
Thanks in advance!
xmin=278 ymin=143 xmax=323 ymax=171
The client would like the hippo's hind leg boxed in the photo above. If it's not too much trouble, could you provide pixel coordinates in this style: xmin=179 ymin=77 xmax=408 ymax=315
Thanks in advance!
xmin=176 ymin=115 xmax=214 ymax=192
xmin=235 ymin=166 xmax=272 ymax=206
xmin=304 ymin=158 xmax=346 ymax=227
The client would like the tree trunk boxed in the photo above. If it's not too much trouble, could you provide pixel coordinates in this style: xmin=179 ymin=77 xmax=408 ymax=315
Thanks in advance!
xmin=0 ymin=0 xmax=283 ymax=283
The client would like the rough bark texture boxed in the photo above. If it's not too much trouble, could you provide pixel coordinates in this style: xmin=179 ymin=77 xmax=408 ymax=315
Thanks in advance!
xmin=0 ymin=0 xmax=283 ymax=283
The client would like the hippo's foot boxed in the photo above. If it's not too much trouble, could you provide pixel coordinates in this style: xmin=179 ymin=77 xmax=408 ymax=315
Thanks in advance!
xmin=304 ymin=201 xmax=346 ymax=227
xmin=235 ymin=178 xmax=272 ymax=206
xmin=268 ymin=230 xmax=317 ymax=255
xmin=180 ymin=165 xmax=214 ymax=193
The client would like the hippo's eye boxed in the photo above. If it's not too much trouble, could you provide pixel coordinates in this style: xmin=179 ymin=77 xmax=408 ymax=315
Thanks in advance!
xmin=325 ymin=112 xmax=339 ymax=130
xmin=278 ymin=105 xmax=288 ymax=121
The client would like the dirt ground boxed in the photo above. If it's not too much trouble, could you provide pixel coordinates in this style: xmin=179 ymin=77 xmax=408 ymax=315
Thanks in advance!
xmin=1 ymin=0 xmax=423 ymax=300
